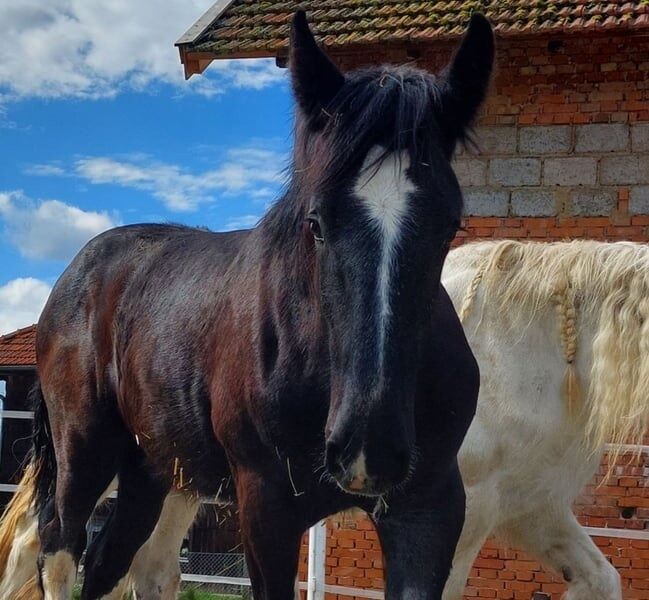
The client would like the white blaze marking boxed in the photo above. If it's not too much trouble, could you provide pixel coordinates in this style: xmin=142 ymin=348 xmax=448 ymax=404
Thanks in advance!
xmin=348 ymin=449 xmax=368 ymax=491
xmin=354 ymin=146 xmax=415 ymax=367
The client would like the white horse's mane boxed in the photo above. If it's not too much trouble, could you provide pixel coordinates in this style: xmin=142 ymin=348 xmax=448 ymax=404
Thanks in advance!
xmin=448 ymin=239 xmax=649 ymax=460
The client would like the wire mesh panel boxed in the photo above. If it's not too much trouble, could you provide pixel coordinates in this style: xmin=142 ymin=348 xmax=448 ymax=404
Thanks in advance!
xmin=180 ymin=552 xmax=252 ymax=599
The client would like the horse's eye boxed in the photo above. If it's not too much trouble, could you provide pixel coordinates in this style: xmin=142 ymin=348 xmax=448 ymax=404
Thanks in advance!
xmin=308 ymin=218 xmax=324 ymax=244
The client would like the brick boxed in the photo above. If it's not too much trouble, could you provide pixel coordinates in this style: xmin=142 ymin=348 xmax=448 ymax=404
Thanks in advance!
xmin=575 ymin=123 xmax=629 ymax=152
xmin=511 ymin=189 xmax=558 ymax=217
xmin=631 ymin=123 xmax=649 ymax=151
xmin=544 ymin=157 xmax=598 ymax=185
xmin=490 ymin=158 xmax=541 ymax=186
xmin=452 ymin=158 xmax=487 ymax=186
xmin=630 ymin=186 xmax=649 ymax=215
xmin=601 ymin=155 xmax=649 ymax=184
xmin=519 ymin=125 xmax=571 ymax=154
xmin=568 ymin=189 xmax=616 ymax=216
xmin=463 ymin=189 xmax=509 ymax=217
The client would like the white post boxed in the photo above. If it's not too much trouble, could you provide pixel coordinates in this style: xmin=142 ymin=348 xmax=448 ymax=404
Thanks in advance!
xmin=306 ymin=520 xmax=326 ymax=600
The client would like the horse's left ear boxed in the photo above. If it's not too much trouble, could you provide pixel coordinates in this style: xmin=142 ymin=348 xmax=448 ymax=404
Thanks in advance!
xmin=439 ymin=14 xmax=495 ymax=155
xmin=289 ymin=11 xmax=345 ymax=123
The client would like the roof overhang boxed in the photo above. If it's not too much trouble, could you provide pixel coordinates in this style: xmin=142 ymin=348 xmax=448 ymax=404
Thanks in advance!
xmin=176 ymin=0 xmax=236 ymax=79
xmin=176 ymin=1 xmax=649 ymax=80
xmin=177 ymin=47 xmax=278 ymax=80
xmin=0 ymin=365 xmax=36 ymax=373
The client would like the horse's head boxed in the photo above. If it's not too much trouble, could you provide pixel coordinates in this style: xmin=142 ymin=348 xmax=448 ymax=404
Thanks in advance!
xmin=289 ymin=12 xmax=493 ymax=495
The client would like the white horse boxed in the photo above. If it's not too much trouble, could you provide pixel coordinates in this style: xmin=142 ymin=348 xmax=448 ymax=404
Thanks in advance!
xmin=442 ymin=239 xmax=649 ymax=600
xmin=1 ymin=240 xmax=647 ymax=600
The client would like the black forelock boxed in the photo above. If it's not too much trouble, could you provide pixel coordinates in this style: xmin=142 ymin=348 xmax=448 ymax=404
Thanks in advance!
xmin=309 ymin=65 xmax=446 ymax=188
xmin=259 ymin=64 xmax=452 ymax=258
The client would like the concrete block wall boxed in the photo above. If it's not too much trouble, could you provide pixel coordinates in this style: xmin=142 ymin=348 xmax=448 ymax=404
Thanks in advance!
xmin=451 ymin=123 xmax=649 ymax=246
xmin=454 ymin=123 xmax=649 ymax=224
xmin=454 ymin=123 xmax=649 ymax=217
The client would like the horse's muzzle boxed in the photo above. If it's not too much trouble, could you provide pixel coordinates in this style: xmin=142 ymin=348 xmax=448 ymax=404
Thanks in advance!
xmin=325 ymin=435 xmax=410 ymax=496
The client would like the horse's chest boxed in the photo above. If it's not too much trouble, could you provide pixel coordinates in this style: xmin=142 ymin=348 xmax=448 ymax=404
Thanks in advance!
xmin=211 ymin=366 xmax=328 ymax=462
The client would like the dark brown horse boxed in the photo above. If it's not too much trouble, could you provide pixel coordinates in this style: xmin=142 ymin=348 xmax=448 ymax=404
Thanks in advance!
xmin=32 ymin=12 xmax=492 ymax=600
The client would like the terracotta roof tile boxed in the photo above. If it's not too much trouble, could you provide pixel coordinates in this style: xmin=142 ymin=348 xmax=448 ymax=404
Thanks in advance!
xmin=183 ymin=0 xmax=649 ymax=57
xmin=0 ymin=325 xmax=37 ymax=367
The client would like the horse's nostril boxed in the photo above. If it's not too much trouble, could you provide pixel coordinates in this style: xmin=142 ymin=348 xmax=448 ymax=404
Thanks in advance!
xmin=325 ymin=440 xmax=344 ymax=476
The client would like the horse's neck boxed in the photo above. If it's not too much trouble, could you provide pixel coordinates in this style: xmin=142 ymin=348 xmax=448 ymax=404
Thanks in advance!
xmin=239 ymin=213 xmax=324 ymax=368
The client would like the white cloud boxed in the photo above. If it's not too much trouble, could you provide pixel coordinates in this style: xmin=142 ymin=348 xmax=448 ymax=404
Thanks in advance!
xmin=222 ymin=214 xmax=261 ymax=231
xmin=0 ymin=278 xmax=51 ymax=335
xmin=205 ymin=59 xmax=287 ymax=92
xmin=33 ymin=146 xmax=287 ymax=212
xmin=0 ymin=1 xmax=286 ymax=101
xmin=0 ymin=190 xmax=118 ymax=260
xmin=24 ymin=163 xmax=66 ymax=176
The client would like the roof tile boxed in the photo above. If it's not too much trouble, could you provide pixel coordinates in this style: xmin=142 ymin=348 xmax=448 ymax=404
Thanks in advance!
xmin=183 ymin=0 xmax=649 ymax=57
xmin=0 ymin=325 xmax=36 ymax=367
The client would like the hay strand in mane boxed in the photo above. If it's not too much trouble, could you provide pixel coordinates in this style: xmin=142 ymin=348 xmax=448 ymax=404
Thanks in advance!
xmin=452 ymin=239 xmax=649 ymax=461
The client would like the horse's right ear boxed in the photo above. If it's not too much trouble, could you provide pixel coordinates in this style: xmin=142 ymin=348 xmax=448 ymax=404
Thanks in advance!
xmin=289 ymin=11 xmax=345 ymax=122
xmin=439 ymin=14 xmax=495 ymax=155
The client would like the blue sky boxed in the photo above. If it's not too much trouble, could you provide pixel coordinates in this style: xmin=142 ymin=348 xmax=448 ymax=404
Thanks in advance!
xmin=0 ymin=1 xmax=293 ymax=333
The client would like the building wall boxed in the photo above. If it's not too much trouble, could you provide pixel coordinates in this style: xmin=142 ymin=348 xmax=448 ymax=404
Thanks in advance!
xmin=453 ymin=121 xmax=649 ymax=244
xmin=301 ymin=30 xmax=649 ymax=600
xmin=330 ymin=32 xmax=649 ymax=243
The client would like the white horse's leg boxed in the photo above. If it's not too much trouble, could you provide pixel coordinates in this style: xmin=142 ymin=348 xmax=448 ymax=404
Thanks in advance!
xmin=128 ymin=492 xmax=199 ymax=600
xmin=442 ymin=485 xmax=496 ymax=600
xmin=499 ymin=509 xmax=621 ymax=600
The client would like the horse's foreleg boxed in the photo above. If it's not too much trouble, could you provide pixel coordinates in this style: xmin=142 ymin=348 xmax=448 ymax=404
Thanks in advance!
xmin=235 ymin=468 xmax=305 ymax=600
xmin=39 ymin=449 xmax=120 ymax=600
xmin=498 ymin=509 xmax=622 ymax=600
xmin=127 ymin=492 xmax=199 ymax=600
xmin=442 ymin=483 xmax=497 ymax=600
xmin=375 ymin=461 xmax=465 ymax=600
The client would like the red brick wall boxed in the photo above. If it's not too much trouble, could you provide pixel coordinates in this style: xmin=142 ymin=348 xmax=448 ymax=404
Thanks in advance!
xmin=455 ymin=210 xmax=649 ymax=248
xmin=476 ymin=33 xmax=649 ymax=127
xmin=332 ymin=32 xmax=649 ymax=127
